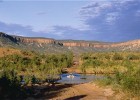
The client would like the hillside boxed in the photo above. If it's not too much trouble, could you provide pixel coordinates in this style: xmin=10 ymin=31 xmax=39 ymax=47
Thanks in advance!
xmin=0 ymin=32 xmax=69 ymax=53
xmin=0 ymin=32 xmax=140 ymax=53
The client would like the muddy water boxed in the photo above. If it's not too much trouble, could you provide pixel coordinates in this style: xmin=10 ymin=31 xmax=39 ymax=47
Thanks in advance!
xmin=57 ymin=73 xmax=104 ymax=84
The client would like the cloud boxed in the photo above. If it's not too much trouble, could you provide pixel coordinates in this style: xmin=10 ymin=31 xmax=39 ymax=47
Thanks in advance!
xmin=0 ymin=0 xmax=140 ymax=42
xmin=80 ymin=1 xmax=112 ymax=19
xmin=135 ymin=10 xmax=140 ymax=16
xmin=48 ymin=25 xmax=89 ymax=40
xmin=105 ymin=12 xmax=119 ymax=24
xmin=0 ymin=21 xmax=80 ymax=40
xmin=0 ymin=21 xmax=53 ymax=38
xmin=0 ymin=22 xmax=33 ymax=36
xmin=44 ymin=0 xmax=140 ymax=42
xmin=79 ymin=0 xmax=140 ymax=41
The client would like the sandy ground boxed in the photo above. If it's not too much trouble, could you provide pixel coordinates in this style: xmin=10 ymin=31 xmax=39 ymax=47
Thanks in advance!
xmin=49 ymin=83 xmax=109 ymax=100
xmin=26 ymin=82 xmax=114 ymax=100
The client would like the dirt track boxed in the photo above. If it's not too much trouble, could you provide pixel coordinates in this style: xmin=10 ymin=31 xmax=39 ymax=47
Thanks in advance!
xmin=51 ymin=83 xmax=108 ymax=100
xmin=28 ymin=82 xmax=114 ymax=100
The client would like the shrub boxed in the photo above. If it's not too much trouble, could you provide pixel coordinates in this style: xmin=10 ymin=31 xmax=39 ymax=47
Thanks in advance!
xmin=0 ymin=70 xmax=25 ymax=99
xmin=127 ymin=54 xmax=139 ymax=60
xmin=112 ymin=53 xmax=123 ymax=60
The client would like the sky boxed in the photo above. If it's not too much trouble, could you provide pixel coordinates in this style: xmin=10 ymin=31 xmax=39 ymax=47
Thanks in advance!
xmin=0 ymin=0 xmax=140 ymax=42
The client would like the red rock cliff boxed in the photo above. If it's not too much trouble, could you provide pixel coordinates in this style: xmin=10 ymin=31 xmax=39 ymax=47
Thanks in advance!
xmin=61 ymin=40 xmax=140 ymax=48
xmin=17 ymin=37 xmax=55 ymax=44
xmin=63 ymin=42 xmax=90 ymax=47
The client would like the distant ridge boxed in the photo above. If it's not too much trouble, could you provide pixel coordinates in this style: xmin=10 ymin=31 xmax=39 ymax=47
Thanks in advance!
xmin=0 ymin=32 xmax=140 ymax=53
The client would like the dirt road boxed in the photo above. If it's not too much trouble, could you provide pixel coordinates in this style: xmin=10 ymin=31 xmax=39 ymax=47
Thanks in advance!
xmin=26 ymin=82 xmax=114 ymax=100
xmin=52 ymin=83 xmax=107 ymax=100
xmin=35 ymin=83 xmax=114 ymax=100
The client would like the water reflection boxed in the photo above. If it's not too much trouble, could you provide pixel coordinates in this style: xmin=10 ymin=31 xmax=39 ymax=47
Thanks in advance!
xmin=57 ymin=73 xmax=103 ymax=84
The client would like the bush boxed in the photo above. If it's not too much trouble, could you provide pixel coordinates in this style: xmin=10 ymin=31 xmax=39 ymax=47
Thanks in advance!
xmin=0 ymin=70 xmax=26 ymax=99
xmin=112 ymin=53 xmax=123 ymax=60
xmin=127 ymin=54 xmax=139 ymax=60
xmin=122 ymin=67 xmax=140 ymax=95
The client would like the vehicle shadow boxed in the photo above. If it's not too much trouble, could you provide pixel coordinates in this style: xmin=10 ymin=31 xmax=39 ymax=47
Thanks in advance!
xmin=64 ymin=95 xmax=87 ymax=100
xmin=30 ymin=83 xmax=74 ymax=99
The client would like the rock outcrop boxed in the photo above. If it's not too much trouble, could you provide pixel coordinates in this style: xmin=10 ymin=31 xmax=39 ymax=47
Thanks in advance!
xmin=62 ymin=42 xmax=90 ymax=47
xmin=61 ymin=40 xmax=140 ymax=50
xmin=16 ymin=37 xmax=55 ymax=44
xmin=0 ymin=32 xmax=55 ymax=44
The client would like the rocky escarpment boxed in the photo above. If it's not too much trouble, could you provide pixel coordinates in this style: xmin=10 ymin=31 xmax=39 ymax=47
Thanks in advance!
xmin=57 ymin=40 xmax=109 ymax=47
xmin=60 ymin=40 xmax=140 ymax=51
xmin=93 ymin=40 xmax=140 ymax=49
xmin=0 ymin=32 xmax=55 ymax=44
xmin=15 ymin=37 xmax=55 ymax=44
xmin=0 ymin=32 xmax=140 ymax=52
xmin=0 ymin=32 xmax=19 ymax=43
xmin=62 ymin=42 xmax=91 ymax=47
xmin=62 ymin=42 xmax=110 ymax=47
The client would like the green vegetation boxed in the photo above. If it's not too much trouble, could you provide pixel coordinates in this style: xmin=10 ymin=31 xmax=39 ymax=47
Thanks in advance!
xmin=0 ymin=50 xmax=73 ymax=99
xmin=0 ymin=69 xmax=26 ymax=99
xmin=80 ymin=52 xmax=140 ymax=74
xmin=80 ymin=52 xmax=140 ymax=98
xmin=0 ymin=48 xmax=140 ymax=99
xmin=0 ymin=50 xmax=73 ymax=83
xmin=97 ymin=65 xmax=140 ymax=98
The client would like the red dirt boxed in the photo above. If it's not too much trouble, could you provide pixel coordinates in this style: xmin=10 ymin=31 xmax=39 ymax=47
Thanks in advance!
xmin=26 ymin=83 xmax=114 ymax=100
